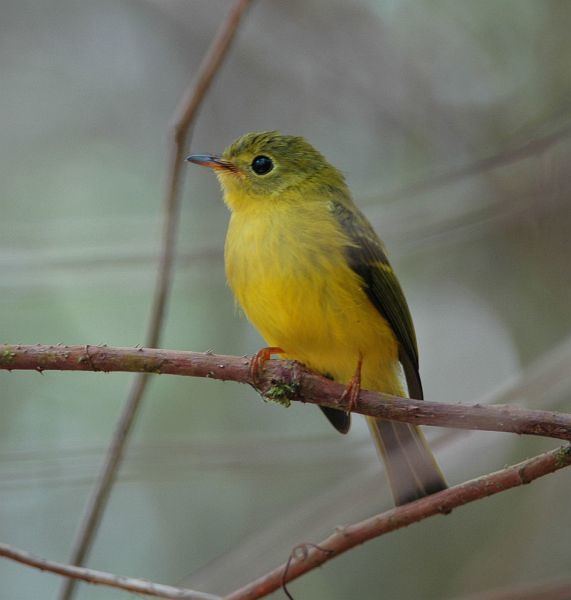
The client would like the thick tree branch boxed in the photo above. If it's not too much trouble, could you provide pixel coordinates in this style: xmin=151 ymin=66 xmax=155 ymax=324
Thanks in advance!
xmin=224 ymin=446 xmax=571 ymax=600
xmin=0 ymin=543 xmax=220 ymax=600
xmin=59 ymin=3 xmax=253 ymax=599
xmin=2 ymin=344 xmax=571 ymax=442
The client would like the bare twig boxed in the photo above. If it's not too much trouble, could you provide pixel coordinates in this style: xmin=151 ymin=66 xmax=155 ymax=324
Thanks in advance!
xmin=2 ymin=344 xmax=571 ymax=442
xmin=374 ymin=121 xmax=571 ymax=204
xmin=59 ymin=2 xmax=253 ymax=599
xmin=223 ymin=446 xmax=571 ymax=600
xmin=0 ymin=542 xmax=220 ymax=600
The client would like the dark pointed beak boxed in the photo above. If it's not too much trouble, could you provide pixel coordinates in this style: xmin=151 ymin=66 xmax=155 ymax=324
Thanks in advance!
xmin=186 ymin=154 xmax=236 ymax=172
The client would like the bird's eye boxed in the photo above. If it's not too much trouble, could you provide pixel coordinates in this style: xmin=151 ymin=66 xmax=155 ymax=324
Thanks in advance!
xmin=251 ymin=155 xmax=273 ymax=175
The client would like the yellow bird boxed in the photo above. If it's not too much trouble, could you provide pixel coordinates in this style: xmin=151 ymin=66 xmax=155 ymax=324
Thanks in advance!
xmin=187 ymin=131 xmax=446 ymax=506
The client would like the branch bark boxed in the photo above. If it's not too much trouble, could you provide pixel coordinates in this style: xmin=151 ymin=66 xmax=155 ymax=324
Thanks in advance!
xmin=224 ymin=446 xmax=571 ymax=600
xmin=0 ymin=543 xmax=220 ymax=600
xmin=2 ymin=344 xmax=571 ymax=442
xmin=59 ymin=3 xmax=253 ymax=599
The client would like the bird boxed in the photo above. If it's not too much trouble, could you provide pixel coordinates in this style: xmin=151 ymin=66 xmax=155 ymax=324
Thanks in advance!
xmin=187 ymin=131 xmax=447 ymax=506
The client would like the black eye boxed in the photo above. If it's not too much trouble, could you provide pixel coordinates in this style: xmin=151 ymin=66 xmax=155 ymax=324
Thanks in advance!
xmin=251 ymin=155 xmax=273 ymax=175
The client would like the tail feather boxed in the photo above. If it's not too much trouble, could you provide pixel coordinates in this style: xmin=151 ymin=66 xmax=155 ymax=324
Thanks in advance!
xmin=367 ymin=417 xmax=447 ymax=506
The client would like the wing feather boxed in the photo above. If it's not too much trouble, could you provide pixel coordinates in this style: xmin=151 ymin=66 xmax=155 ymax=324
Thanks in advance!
xmin=329 ymin=199 xmax=423 ymax=400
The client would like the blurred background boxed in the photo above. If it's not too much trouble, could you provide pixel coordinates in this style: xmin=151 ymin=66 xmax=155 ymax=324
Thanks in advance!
xmin=1 ymin=0 xmax=571 ymax=598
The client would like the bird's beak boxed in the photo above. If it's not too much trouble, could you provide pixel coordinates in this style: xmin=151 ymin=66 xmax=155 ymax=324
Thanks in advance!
xmin=186 ymin=154 xmax=237 ymax=172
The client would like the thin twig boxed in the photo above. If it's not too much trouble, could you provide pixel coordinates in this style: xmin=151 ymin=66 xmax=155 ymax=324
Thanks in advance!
xmin=2 ymin=344 xmax=571 ymax=442
xmin=223 ymin=446 xmax=571 ymax=600
xmin=58 ymin=2 xmax=253 ymax=599
xmin=374 ymin=121 xmax=571 ymax=204
xmin=0 ymin=542 xmax=220 ymax=600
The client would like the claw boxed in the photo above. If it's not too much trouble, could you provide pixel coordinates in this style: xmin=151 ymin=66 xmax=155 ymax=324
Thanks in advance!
xmin=249 ymin=346 xmax=284 ymax=385
xmin=340 ymin=355 xmax=363 ymax=413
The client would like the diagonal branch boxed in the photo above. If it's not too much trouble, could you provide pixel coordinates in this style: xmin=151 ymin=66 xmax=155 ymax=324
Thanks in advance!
xmin=0 ymin=542 xmax=220 ymax=600
xmin=223 ymin=446 xmax=571 ymax=600
xmin=2 ymin=344 xmax=571 ymax=442
xmin=59 ymin=2 xmax=253 ymax=599
xmin=375 ymin=121 xmax=571 ymax=204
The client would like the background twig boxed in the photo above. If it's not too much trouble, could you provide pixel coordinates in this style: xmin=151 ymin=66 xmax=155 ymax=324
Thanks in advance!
xmin=58 ymin=2 xmax=253 ymax=599
xmin=374 ymin=121 xmax=571 ymax=204
xmin=0 ymin=543 xmax=220 ymax=600
xmin=1 ymin=344 xmax=570 ymax=442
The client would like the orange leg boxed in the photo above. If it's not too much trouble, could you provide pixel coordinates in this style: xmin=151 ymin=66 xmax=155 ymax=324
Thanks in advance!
xmin=249 ymin=346 xmax=284 ymax=385
xmin=340 ymin=355 xmax=363 ymax=413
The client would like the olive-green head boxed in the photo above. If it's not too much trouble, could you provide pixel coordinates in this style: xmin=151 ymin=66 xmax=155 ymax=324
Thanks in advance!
xmin=187 ymin=131 xmax=347 ymax=211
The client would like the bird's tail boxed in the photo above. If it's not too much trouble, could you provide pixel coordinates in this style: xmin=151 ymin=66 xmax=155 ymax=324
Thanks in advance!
xmin=367 ymin=417 xmax=447 ymax=506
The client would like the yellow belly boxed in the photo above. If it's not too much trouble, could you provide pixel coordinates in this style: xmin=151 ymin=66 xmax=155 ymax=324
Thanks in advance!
xmin=225 ymin=204 xmax=403 ymax=395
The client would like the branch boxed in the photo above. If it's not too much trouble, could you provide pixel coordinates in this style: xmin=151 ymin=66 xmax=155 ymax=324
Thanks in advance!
xmin=2 ymin=344 xmax=571 ymax=442
xmin=376 ymin=121 xmax=571 ymax=204
xmin=224 ymin=446 xmax=571 ymax=600
xmin=60 ymin=2 xmax=253 ymax=599
xmin=0 ymin=542 xmax=220 ymax=600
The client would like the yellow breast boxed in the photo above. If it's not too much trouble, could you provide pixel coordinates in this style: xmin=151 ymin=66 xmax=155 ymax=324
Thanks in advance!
xmin=225 ymin=201 xmax=402 ymax=394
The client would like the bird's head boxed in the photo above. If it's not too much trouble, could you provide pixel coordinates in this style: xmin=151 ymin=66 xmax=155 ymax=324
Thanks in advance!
xmin=187 ymin=131 xmax=347 ymax=211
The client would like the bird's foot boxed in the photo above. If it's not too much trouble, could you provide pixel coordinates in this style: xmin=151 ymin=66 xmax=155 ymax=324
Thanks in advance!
xmin=340 ymin=356 xmax=363 ymax=413
xmin=249 ymin=346 xmax=284 ymax=386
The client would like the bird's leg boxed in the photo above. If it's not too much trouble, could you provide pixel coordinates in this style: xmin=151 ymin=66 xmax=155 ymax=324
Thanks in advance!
xmin=249 ymin=346 xmax=284 ymax=385
xmin=340 ymin=355 xmax=363 ymax=413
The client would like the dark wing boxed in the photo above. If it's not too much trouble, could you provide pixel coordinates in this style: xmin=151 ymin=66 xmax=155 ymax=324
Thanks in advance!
xmin=329 ymin=199 xmax=423 ymax=400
